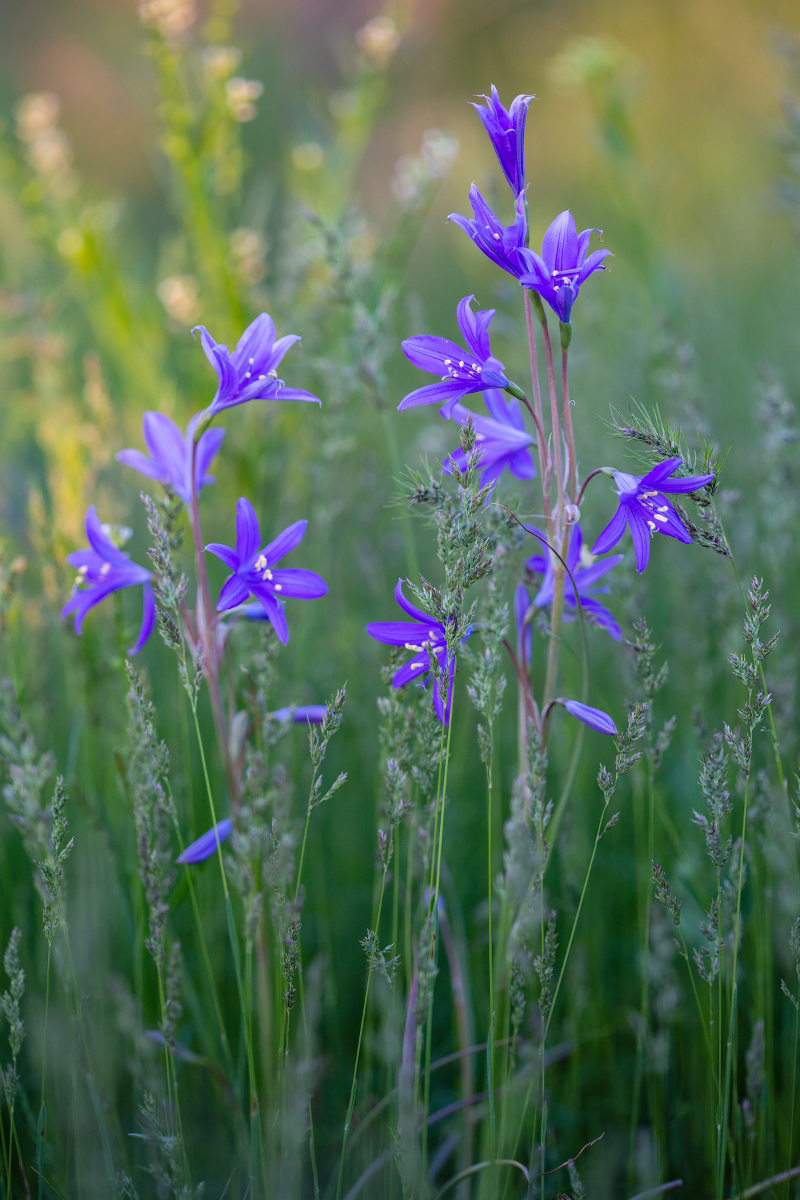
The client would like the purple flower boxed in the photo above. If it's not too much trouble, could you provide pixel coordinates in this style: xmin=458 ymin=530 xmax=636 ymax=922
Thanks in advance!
xmin=444 ymin=392 xmax=536 ymax=491
xmin=61 ymin=506 xmax=155 ymax=655
xmin=206 ymin=497 xmax=328 ymax=645
xmin=559 ymin=699 xmax=618 ymax=736
xmin=194 ymin=313 xmax=321 ymax=415
xmin=517 ymin=210 xmax=611 ymax=323
xmin=448 ymin=185 xmax=527 ymax=277
xmin=269 ymin=705 xmax=327 ymax=724
xmin=591 ymin=458 xmax=715 ymax=574
xmin=366 ymin=580 xmax=468 ymax=725
xmin=116 ymin=412 xmax=225 ymax=506
xmin=177 ymin=818 xmax=233 ymax=865
xmin=472 ymin=86 xmax=534 ymax=196
xmin=400 ymin=296 xmax=510 ymax=418
xmin=517 ymin=524 xmax=622 ymax=650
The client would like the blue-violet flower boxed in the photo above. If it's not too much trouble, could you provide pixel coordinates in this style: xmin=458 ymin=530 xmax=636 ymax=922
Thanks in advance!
xmin=471 ymin=86 xmax=534 ymax=196
xmin=448 ymin=185 xmax=527 ymax=277
xmin=117 ymin=411 xmax=225 ymax=506
xmin=591 ymin=457 xmax=715 ymax=574
xmin=366 ymin=580 xmax=469 ymax=725
xmin=445 ymin=391 xmax=536 ymax=491
xmin=517 ymin=210 xmax=611 ymax=323
xmin=400 ymin=295 xmax=510 ymax=418
xmin=61 ymin=506 xmax=155 ymax=654
xmin=206 ymin=497 xmax=327 ymax=645
xmin=177 ymin=819 xmax=233 ymax=865
xmin=195 ymin=312 xmax=321 ymax=414
xmin=516 ymin=524 xmax=622 ymax=656
xmin=558 ymin=699 xmax=618 ymax=736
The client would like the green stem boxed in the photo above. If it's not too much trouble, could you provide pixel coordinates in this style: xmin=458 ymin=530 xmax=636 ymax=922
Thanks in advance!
xmin=788 ymin=1004 xmax=799 ymax=1199
xmin=40 ymin=944 xmax=51 ymax=1108
xmin=486 ymin=720 xmax=496 ymax=1156
xmin=335 ymin=852 xmax=391 ymax=1200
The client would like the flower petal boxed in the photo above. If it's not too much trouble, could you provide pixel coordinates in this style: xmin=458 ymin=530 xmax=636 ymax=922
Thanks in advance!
xmin=235 ymin=497 xmax=261 ymax=562
xmin=366 ymin=620 xmax=433 ymax=646
xmin=251 ymin=591 xmax=289 ymax=644
xmin=205 ymin=542 xmax=240 ymax=571
xmin=560 ymin=699 xmax=618 ymax=736
xmin=217 ymin=575 xmax=251 ymax=611
xmin=177 ymin=819 xmax=233 ymax=864
xmin=591 ymin=504 xmax=629 ymax=555
xmin=394 ymin=578 xmax=433 ymax=623
xmin=270 ymin=568 xmax=328 ymax=599
xmin=627 ymin=504 xmax=652 ymax=574
xmin=262 ymin=519 xmax=307 ymax=566
xmin=129 ymin=582 xmax=156 ymax=655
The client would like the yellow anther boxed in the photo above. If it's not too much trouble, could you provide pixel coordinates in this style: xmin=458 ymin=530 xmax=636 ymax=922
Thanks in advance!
xmin=262 ymin=569 xmax=273 ymax=581
xmin=647 ymin=520 xmax=657 ymax=530
xmin=658 ymin=505 xmax=669 ymax=512
xmin=254 ymin=554 xmax=267 ymax=570
xmin=100 ymin=562 xmax=111 ymax=576
xmin=274 ymin=583 xmax=282 ymax=591
xmin=654 ymin=514 xmax=668 ymax=523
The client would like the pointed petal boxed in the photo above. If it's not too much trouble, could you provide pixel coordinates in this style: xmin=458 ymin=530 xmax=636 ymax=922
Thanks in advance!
xmin=84 ymin=506 xmax=130 ymax=567
xmin=235 ymin=497 xmax=260 ymax=561
xmin=267 ymin=333 xmax=301 ymax=370
xmin=542 ymin=210 xmax=578 ymax=272
xmin=195 ymin=427 xmax=225 ymax=490
xmin=640 ymin=457 xmax=685 ymax=486
xmin=573 ymin=554 xmax=623 ymax=588
xmin=177 ymin=818 xmax=233 ymax=864
xmin=129 ymin=582 xmax=156 ymax=655
xmin=398 ymin=381 xmax=466 ymax=412
xmin=272 ymin=386 xmax=321 ymax=405
xmin=392 ymin=653 xmax=432 ymax=688
xmin=591 ymin=504 xmax=629 ymax=555
xmin=217 ymin=575 xmax=251 ymax=611
xmin=561 ymin=699 xmax=618 ymax=735
xmin=252 ymin=592 xmax=289 ymax=644
xmin=231 ymin=312 xmax=276 ymax=372
xmin=205 ymin=542 xmax=240 ymax=571
xmin=263 ymin=519 xmax=308 ymax=566
xmin=394 ymin=579 xmax=434 ymax=623
xmin=579 ymin=595 xmax=622 ymax=641
xmin=627 ymin=504 xmax=652 ymax=573
xmin=566 ymin=525 xmax=583 ymax=572
xmin=142 ymin=411 xmax=185 ymax=475
xmin=115 ymin=449 xmax=166 ymax=484
xmin=402 ymin=335 xmax=468 ymax=376
xmin=367 ymin=620 xmax=432 ymax=646
xmin=656 ymin=472 xmax=715 ymax=494
xmin=508 ymin=446 xmax=536 ymax=479
xmin=270 ymin=568 xmax=327 ymax=599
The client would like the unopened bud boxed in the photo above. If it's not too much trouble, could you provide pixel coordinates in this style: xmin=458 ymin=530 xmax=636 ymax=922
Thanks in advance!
xmin=564 ymin=503 xmax=580 ymax=524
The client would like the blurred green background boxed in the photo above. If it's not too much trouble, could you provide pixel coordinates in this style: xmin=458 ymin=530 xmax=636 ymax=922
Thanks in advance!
xmin=0 ymin=0 xmax=799 ymax=1195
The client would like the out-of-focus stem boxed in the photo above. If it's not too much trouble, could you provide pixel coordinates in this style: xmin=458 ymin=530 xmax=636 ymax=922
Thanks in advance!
xmin=439 ymin=906 xmax=475 ymax=1198
xmin=540 ymin=317 xmax=565 ymax=523
xmin=523 ymin=290 xmax=551 ymax=528
xmin=190 ymin=443 xmax=239 ymax=807
xmin=561 ymin=345 xmax=578 ymax=503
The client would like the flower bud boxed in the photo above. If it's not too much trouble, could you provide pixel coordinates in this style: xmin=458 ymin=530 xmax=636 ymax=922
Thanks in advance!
xmin=564 ymin=503 xmax=580 ymax=524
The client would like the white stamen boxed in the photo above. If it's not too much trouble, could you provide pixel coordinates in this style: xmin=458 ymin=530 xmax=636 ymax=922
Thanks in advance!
xmin=249 ymin=357 xmax=254 ymax=364
xmin=493 ymin=232 xmax=500 ymax=239
xmin=658 ymin=505 xmax=669 ymax=512
xmin=459 ymin=361 xmax=465 ymax=368
xmin=274 ymin=583 xmax=282 ymax=591
xmin=255 ymin=554 xmax=267 ymax=570
xmin=647 ymin=520 xmax=657 ymax=531
xmin=100 ymin=563 xmax=111 ymax=576
xmin=654 ymin=514 xmax=668 ymax=523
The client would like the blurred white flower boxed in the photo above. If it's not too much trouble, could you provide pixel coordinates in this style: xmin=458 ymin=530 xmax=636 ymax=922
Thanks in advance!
xmin=15 ymin=93 xmax=78 ymax=198
xmin=137 ymin=0 xmax=196 ymax=39
xmin=225 ymin=78 xmax=264 ymax=123
xmin=356 ymin=16 xmax=401 ymax=67
xmin=230 ymin=228 xmax=268 ymax=284
xmin=157 ymin=275 xmax=200 ymax=325
xmin=15 ymin=93 xmax=60 ymax=144
xmin=391 ymin=129 xmax=459 ymax=210
xmin=202 ymin=45 xmax=242 ymax=82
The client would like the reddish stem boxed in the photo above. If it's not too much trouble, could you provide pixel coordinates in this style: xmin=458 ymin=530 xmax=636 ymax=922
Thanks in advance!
xmin=561 ymin=346 xmax=578 ymax=504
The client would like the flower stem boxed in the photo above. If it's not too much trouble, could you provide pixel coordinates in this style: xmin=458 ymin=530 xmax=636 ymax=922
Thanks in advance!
xmin=335 ymin=848 xmax=391 ymax=1200
xmin=523 ymin=290 xmax=551 ymax=527
xmin=561 ymin=345 xmax=578 ymax=503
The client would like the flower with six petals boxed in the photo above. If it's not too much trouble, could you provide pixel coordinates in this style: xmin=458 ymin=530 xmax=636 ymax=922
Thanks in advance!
xmin=445 ymin=391 xmax=536 ymax=491
xmin=516 ymin=210 xmax=611 ymax=323
xmin=400 ymin=296 xmax=511 ymax=418
xmin=206 ymin=497 xmax=328 ymax=644
xmin=366 ymin=580 xmax=470 ymax=725
xmin=61 ymin=506 xmax=155 ymax=655
xmin=448 ymin=185 xmax=528 ymax=278
xmin=194 ymin=312 xmax=321 ymax=415
xmin=117 ymin=411 xmax=225 ymax=506
xmin=591 ymin=458 xmax=715 ymax=574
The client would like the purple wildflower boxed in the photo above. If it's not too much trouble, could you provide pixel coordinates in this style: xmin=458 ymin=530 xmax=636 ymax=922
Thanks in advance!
xmin=194 ymin=312 xmax=321 ymax=415
xmin=517 ymin=524 xmax=622 ymax=647
xmin=559 ymin=699 xmax=618 ymax=736
xmin=269 ymin=705 xmax=327 ymax=724
xmin=366 ymin=580 xmax=468 ymax=725
xmin=400 ymin=296 xmax=511 ymax=418
xmin=448 ymin=185 xmax=527 ymax=277
xmin=61 ymin=506 xmax=155 ymax=655
xmin=517 ymin=210 xmax=611 ymax=323
xmin=177 ymin=818 xmax=233 ymax=865
xmin=592 ymin=457 xmax=715 ymax=574
xmin=116 ymin=411 xmax=225 ymax=506
xmin=471 ymin=86 xmax=534 ymax=196
xmin=444 ymin=392 xmax=536 ymax=490
xmin=206 ymin=497 xmax=327 ymax=645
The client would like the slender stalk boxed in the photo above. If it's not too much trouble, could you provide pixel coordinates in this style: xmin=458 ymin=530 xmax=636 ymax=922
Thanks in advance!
xmin=523 ymin=290 xmax=551 ymax=528
xmin=486 ymin=718 xmax=496 ymax=1155
xmin=40 ymin=944 xmax=51 ymax=1107
xmin=787 ymin=1004 xmax=799 ymax=1198
xmin=335 ymin=846 xmax=392 ymax=1200
xmin=560 ymin=344 xmax=578 ymax=503
xmin=540 ymin=318 xmax=565 ymax=522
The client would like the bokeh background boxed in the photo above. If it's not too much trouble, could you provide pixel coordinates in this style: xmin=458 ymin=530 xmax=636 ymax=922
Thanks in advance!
xmin=0 ymin=0 xmax=799 ymax=1195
